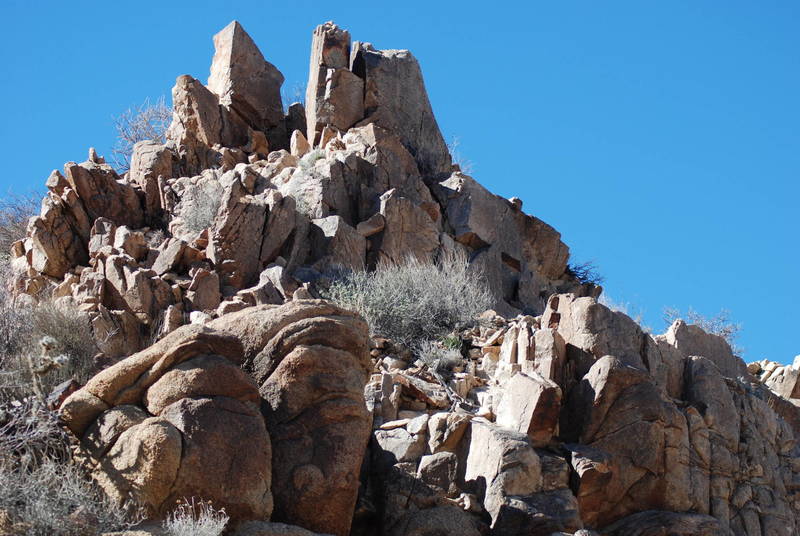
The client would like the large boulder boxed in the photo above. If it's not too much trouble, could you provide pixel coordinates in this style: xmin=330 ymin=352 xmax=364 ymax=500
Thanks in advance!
xmin=561 ymin=356 xmax=692 ymax=528
xmin=208 ymin=21 xmax=285 ymax=142
xmin=351 ymin=43 xmax=451 ymax=177
xmin=305 ymin=22 xmax=364 ymax=146
xmin=600 ymin=510 xmax=724 ymax=536
xmin=209 ymin=301 xmax=372 ymax=536
xmin=61 ymin=325 xmax=272 ymax=523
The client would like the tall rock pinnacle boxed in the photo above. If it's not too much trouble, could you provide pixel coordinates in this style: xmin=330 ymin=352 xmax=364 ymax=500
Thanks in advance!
xmin=208 ymin=21 xmax=285 ymax=134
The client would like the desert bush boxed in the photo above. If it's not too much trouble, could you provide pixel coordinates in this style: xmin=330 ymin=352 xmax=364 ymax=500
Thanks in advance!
xmin=663 ymin=306 xmax=743 ymax=355
xmin=324 ymin=251 xmax=493 ymax=349
xmin=0 ymin=194 xmax=39 ymax=260
xmin=0 ymin=400 xmax=132 ymax=535
xmin=0 ymin=458 xmax=132 ymax=535
xmin=111 ymin=96 xmax=172 ymax=173
xmin=163 ymin=498 xmax=229 ymax=536
xmin=0 ymin=295 xmax=98 ymax=403
xmin=298 ymin=148 xmax=325 ymax=171
xmin=0 ymin=399 xmax=70 ymax=466
xmin=418 ymin=339 xmax=464 ymax=374
xmin=566 ymin=260 xmax=605 ymax=286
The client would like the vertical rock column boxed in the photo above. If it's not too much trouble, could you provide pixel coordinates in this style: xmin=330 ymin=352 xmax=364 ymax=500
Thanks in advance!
xmin=305 ymin=22 xmax=364 ymax=147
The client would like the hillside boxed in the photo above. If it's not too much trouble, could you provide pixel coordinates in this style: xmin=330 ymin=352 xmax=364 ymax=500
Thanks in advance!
xmin=2 ymin=20 xmax=799 ymax=536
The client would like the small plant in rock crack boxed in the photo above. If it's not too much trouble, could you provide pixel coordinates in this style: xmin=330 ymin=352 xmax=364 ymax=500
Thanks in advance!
xmin=163 ymin=497 xmax=229 ymax=536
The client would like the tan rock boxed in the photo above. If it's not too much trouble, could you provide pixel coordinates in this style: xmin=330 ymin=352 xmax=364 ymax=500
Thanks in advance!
xmin=160 ymin=396 xmax=272 ymax=521
xmin=290 ymin=129 xmax=311 ymax=157
xmin=208 ymin=21 xmax=284 ymax=137
xmin=143 ymin=354 xmax=259 ymax=415
xmin=495 ymin=371 xmax=561 ymax=446
xmin=305 ymin=22 xmax=355 ymax=146
xmin=378 ymin=188 xmax=440 ymax=264
xmin=352 ymin=43 xmax=450 ymax=176
xmin=209 ymin=301 xmax=372 ymax=536
xmin=129 ymin=141 xmax=173 ymax=223
xmin=427 ymin=411 xmax=472 ymax=453
xmin=28 ymin=189 xmax=90 ymax=278
xmin=561 ymin=356 xmax=692 ymax=527
xmin=310 ymin=215 xmax=366 ymax=271
xmin=186 ymin=268 xmax=220 ymax=311
xmin=464 ymin=419 xmax=542 ymax=524
xmin=94 ymin=417 xmax=183 ymax=515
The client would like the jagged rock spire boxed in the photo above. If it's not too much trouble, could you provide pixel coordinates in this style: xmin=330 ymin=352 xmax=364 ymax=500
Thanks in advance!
xmin=208 ymin=20 xmax=285 ymax=133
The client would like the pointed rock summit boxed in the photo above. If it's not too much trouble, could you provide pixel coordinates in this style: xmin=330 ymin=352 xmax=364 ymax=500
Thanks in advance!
xmin=208 ymin=21 xmax=285 ymax=133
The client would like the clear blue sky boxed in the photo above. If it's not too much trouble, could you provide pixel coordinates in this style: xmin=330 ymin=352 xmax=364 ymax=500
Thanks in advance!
xmin=1 ymin=1 xmax=797 ymax=363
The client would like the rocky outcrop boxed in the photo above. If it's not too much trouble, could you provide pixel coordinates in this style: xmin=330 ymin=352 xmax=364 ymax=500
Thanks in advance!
xmin=60 ymin=325 xmax=272 ymax=523
xmin=12 ymin=17 xmax=800 ymax=536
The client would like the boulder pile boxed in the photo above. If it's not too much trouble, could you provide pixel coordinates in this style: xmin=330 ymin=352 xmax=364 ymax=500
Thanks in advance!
xmin=8 ymin=19 xmax=800 ymax=536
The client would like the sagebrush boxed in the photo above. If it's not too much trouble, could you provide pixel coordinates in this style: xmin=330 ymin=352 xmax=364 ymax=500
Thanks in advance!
xmin=418 ymin=339 xmax=464 ymax=374
xmin=324 ymin=252 xmax=493 ymax=348
xmin=0 ymin=194 xmax=39 ymax=260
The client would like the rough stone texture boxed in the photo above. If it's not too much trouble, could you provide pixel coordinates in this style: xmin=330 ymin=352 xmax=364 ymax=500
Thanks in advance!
xmin=465 ymin=419 xmax=542 ymax=525
xmin=14 ymin=20 xmax=800 ymax=536
xmin=60 ymin=325 xmax=271 ymax=522
xmin=309 ymin=215 xmax=366 ymax=271
xmin=561 ymin=356 xmax=692 ymax=528
xmin=352 ymin=43 xmax=451 ymax=176
xmin=664 ymin=318 xmax=748 ymax=379
xmin=305 ymin=23 xmax=364 ymax=147
xmin=64 ymin=159 xmax=144 ymax=229
xmin=495 ymin=371 xmax=561 ymax=446
xmin=129 ymin=141 xmax=173 ymax=223
xmin=209 ymin=301 xmax=372 ymax=536
xmin=600 ymin=510 xmax=724 ymax=535
xmin=234 ymin=521 xmax=331 ymax=536
xmin=208 ymin=20 xmax=285 ymax=152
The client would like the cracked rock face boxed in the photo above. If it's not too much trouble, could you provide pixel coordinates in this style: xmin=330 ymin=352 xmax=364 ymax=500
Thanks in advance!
xmin=16 ymin=17 xmax=800 ymax=536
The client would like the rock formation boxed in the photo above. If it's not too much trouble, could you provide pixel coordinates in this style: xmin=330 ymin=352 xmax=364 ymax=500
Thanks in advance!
xmin=9 ymin=19 xmax=800 ymax=536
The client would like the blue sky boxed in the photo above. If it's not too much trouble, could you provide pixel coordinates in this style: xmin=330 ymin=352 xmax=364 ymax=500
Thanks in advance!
xmin=1 ymin=1 xmax=797 ymax=363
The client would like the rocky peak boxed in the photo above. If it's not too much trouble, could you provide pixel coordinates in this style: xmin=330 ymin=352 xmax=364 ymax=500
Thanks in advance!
xmin=9 ymin=19 xmax=799 ymax=536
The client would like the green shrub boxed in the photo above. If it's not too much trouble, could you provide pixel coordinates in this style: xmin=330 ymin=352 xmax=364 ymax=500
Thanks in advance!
xmin=324 ymin=251 xmax=493 ymax=349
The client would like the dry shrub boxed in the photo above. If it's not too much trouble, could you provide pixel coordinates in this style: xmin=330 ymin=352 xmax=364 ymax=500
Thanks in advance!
xmin=663 ymin=306 xmax=743 ymax=355
xmin=0 ymin=400 xmax=133 ymax=535
xmin=111 ymin=96 xmax=172 ymax=173
xmin=163 ymin=498 xmax=229 ymax=536
xmin=324 ymin=251 xmax=493 ymax=349
xmin=0 ymin=194 xmax=39 ymax=260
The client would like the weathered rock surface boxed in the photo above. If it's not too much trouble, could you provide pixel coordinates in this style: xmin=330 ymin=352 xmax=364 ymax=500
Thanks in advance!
xmin=61 ymin=325 xmax=272 ymax=523
xmin=209 ymin=301 xmax=372 ymax=536
xmin=208 ymin=21 xmax=284 ymax=137
xmin=12 ymin=18 xmax=800 ymax=536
